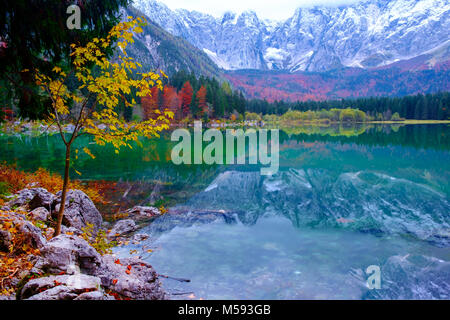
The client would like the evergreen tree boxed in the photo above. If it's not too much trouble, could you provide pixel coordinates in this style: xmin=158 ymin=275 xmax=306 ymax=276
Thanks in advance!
xmin=0 ymin=0 xmax=130 ymax=119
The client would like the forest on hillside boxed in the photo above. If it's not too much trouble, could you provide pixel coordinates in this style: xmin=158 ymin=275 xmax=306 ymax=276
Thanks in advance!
xmin=138 ymin=71 xmax=450 ymax=122
xmin=1 ymin=69 xmax=449 ymax=123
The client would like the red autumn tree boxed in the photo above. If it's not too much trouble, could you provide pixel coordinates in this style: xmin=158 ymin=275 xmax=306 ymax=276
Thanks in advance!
xmin=180 ymin=81 xmax=193 ymax=117
xmin=162 ymin=86 xmax=181 ymax=120
xmin=196 ymin=85 xmax=208 ymax=117
xmin=141 ymin=86 xmax=160 ymax=120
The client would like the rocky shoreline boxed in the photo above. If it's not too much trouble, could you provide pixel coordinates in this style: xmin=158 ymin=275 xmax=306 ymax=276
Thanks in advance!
xmin=0 ymin=187 xmax=167 ymax=300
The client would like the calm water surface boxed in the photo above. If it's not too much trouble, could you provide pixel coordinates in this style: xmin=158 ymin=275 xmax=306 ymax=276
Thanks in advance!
xmin=1 ymin=124 xmax=449 ymax=299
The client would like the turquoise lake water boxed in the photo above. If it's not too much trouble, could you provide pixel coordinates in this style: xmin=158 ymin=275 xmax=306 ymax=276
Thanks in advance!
xmin=1 ymin=124 xmax=449 ymax=299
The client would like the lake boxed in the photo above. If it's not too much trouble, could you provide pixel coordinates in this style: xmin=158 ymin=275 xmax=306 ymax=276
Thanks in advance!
xmin=1 ymin=123 xmax=449 ymax=299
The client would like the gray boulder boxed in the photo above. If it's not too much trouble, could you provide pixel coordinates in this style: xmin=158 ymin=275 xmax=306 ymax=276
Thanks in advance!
xmin=7 ymin=188 xmax=53 ymax=209
xmin=30 ymin=207 xmax=50 ymax=221
xmin=33 ymin=234 xmax=102 ymax=275
xmin=126 ymin=206 xmax=162 ymax=218
xmin=17 ymin=220 xmax=47 ymax=249
xmin=60 ymin=225 xmax=82 ymax=236
xmin=0 ymin=229 xmax=12 ymax=252
xmin=29 ymin=189 xmax=55 ymax=210
xmin=96 ymin=255 xmax=167 ymax=300
xmin=53 ymin=190 xmax=102 ymax=232
xmin=20 ymin=274 xmax=104 ymax=300
xmin=108 ymin=219 xmax=137 ymax=240
xmin=74 ymin=290 xmax=115 ymax=300
xmin=0 ymin=211 xmax=46 ymax=251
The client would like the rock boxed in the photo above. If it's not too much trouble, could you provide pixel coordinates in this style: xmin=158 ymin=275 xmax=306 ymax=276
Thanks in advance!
xmin=17 ymin=220 xmax=47 ymax=249
xmin=108 ymin=219 xmax=137 ymax=240
xmin=33 ymin=234 xmax=102 ymax=275
xmin=61 ymin=225 xmax=82 ymax=236
xmin=131 ymin=234 xmax=149 ymax=244
xmin=126 ymin=206 xmax=161 ymax=218
xmin=0 ymin=229 xmax=12 ymax=252
xmin=364 ymin=254 xmax=450 ymax=300
xmin=7 ymin=188 xmax=53 ymax=209
xmin=53 ymin=190 xmax=102 ymax=232
xmin=0 ymin=210 xmax=47 ymax=252
xmin=20 ymin=274 xmax=103 ymax=300
xmin=0 ymin=294 xmax=14 ymax=300
xmin=28 ymin=190 xmax=54 ymax=210
xmin=0 ymin=205 xmax=10 ymax=211
xmin=96 ymin=255 xmax=167 ymax=300
xmin=44 ymin=227 xmax=55 ymax=240
xmin=30 ymin=207 xmax=50 ymax=221
xmin=74 ymin=290 xmax=114 ymax=300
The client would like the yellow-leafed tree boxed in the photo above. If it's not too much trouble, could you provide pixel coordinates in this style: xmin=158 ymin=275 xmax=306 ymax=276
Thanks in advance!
xmin=35 ymin=17 xmax=173 ymax=236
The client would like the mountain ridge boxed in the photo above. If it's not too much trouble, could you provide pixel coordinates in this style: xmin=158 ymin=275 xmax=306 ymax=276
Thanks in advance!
xmin=133 ymin=0 xmax=450 ymax=72
xmin=121 ymin=6 xmax=221 ymax=79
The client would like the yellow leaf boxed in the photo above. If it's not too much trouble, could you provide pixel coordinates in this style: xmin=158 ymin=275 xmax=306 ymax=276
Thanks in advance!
xmin=83 ymin=147 xmax=96 ymax=159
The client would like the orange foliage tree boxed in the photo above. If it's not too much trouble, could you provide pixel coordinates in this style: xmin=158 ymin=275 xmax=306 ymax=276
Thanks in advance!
xmin=162 ymin=86 xmax=181 ymax=120
xmin=196 ymin=85 xmax=207 ymax=118
xmin=141 ymin=86 xmax=160 ymax=121
xmin=179 ymin=81 xmax=193 ymax=118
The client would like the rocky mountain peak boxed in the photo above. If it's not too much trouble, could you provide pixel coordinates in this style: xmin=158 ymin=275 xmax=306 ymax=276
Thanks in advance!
xmin=133 ymin=0 xmax=450 ymax=72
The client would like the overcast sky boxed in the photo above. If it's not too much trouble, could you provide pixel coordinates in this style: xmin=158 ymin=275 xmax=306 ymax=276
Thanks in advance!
xmin=156 ymin=0 xmax=362 ymax=20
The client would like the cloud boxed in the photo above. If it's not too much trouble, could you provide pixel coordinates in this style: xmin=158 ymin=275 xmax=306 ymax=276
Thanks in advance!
xmin=157 ymin=0 xmax=362 ymax=20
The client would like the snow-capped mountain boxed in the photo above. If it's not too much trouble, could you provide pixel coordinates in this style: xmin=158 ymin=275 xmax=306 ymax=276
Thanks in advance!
xmin=132 ymin=0 xmax=450 ymax=72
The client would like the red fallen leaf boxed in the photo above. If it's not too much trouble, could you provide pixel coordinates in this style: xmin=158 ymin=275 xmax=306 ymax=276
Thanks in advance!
xmin=140 ymin=263 xmax=146 ymax=267
xmin=125 ymin=270 xmax=131 ymax=275
xmin=127 ymin=265 xmax=132 ymax=270
xmin=58 ymin=271 xmax=66 ymax=275
xmin=112 ymin=279 xmax=118 ymax=285
xmin=115 ymin=259 xmax=121 ymax=265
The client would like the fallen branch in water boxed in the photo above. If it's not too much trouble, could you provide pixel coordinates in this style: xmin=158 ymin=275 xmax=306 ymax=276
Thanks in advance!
xmin=170 ymin=291 xmax=195 ymax=296
xmin=158 ymin=274 xmax=191 ymax=283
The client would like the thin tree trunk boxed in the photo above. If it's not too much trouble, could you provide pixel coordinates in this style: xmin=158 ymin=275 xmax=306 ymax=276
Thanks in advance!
xmin=55 ymin=144 xmax=71 ymax=236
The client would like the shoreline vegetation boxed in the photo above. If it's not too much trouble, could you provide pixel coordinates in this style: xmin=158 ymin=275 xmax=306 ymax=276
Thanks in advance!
xmin=1 ymin=114 xmax=448 ymax=136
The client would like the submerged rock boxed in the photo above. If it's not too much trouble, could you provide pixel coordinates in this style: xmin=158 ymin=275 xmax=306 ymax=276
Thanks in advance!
xmin=53 ymin=190 xmax=102 ymax=232
xmin=126 ymin=206 xmax=161 ymax=218
xmin=146 ymin=209 xmax=238 ymax=234
xmin=364 ymin=254 xmax=450 ymax=300
xmin=131 ymin=233 xmax=149 ymax=244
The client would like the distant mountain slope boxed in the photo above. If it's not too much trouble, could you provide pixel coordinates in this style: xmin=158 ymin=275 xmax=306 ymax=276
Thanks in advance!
xmin=133 ymin=0 xmax=450 ymax=72
xmin=225 ymin=55 xmax=450 ymax=102
xmin=123 ymin=6 xmax=221 ymax=78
